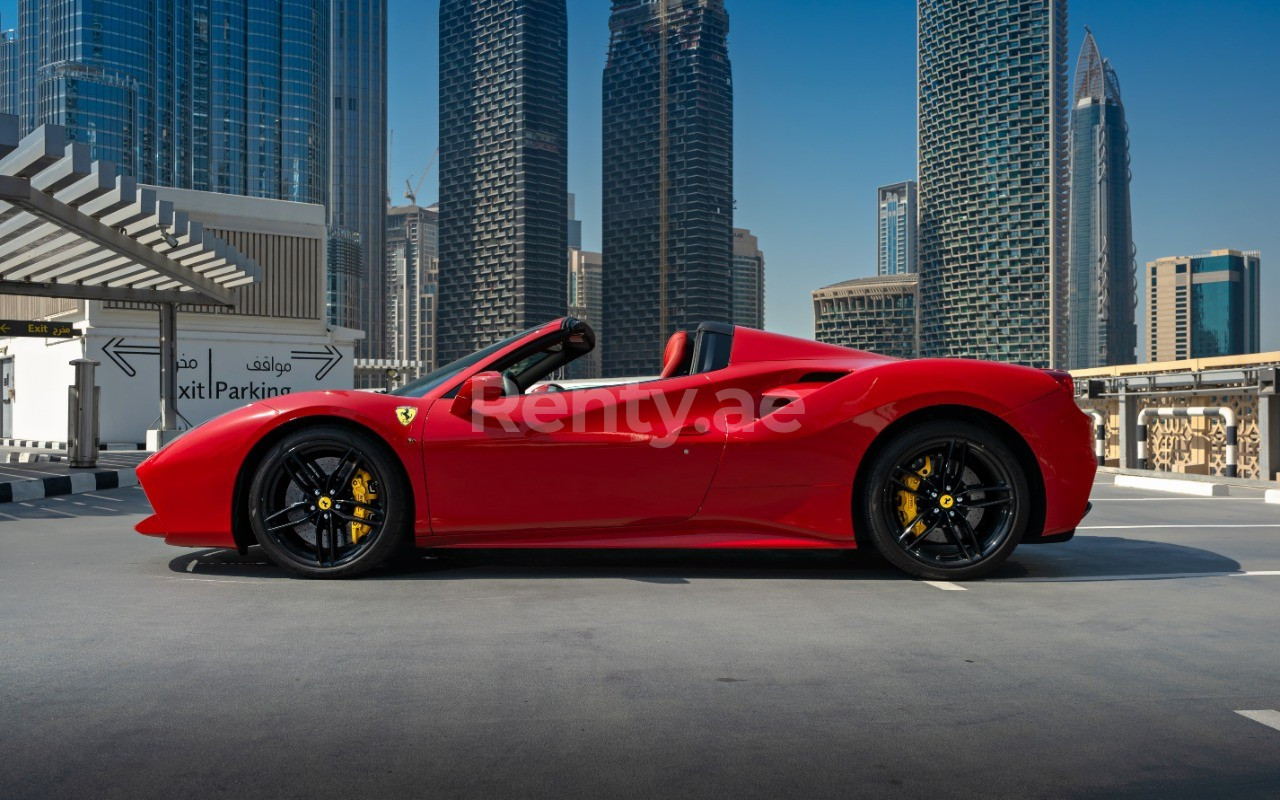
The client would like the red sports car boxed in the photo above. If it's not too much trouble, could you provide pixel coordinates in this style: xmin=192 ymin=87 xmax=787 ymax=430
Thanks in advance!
xmin=135 ymin=318 xmax=1095 ymax=580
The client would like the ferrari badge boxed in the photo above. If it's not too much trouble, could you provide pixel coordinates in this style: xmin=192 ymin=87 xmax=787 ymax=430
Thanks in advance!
xmin=395 ymin=406 xmax=417 ymax=426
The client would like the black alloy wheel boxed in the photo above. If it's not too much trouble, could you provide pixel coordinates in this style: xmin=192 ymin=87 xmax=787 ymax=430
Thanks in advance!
xmin=858 ymin=420 xmax=1030 ymax=580
xmin=248 ymin=425 xmax=409 ymax=578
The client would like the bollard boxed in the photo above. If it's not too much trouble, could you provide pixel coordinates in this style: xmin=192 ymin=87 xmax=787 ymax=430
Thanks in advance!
xmin=1081 ymin=409 xmax=1106 ymax=466
xmin=67 ymin=358 xmax=100 ymax=468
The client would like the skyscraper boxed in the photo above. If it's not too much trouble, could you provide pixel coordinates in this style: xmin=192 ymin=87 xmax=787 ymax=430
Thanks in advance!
xmin=330 ymin=0 xmax=388 ymax=358
xmin=813 ymin=274 xmax=920 ymax=359
xmin=731 ymin=228 xmax=765 ymax=329
xmin=566 ymin=248 xmax=604 ymax=379
xmin=385 ymin=203 xmax=440 ymax=374
xmin=602 ymin=0 xmax=733 ymax=376
xmin=1067 ymin=29 xmax=1135 ymax=369
xmin=567 ymin=192 xmax=583 ymax=250
xmin=437 ymin=0 xmax=568 ymax=364
xmin=0 ymin=26 xmax=17 ymax=116
xmin=1146 ymin=250 xmax=1261 ymax=362
xmin=14 ymin=0 xmax=329 ymax=205
xmin=327 ymin=227 xmax=363 ymax=332
xmin=917 ymin=0 xmax=1069 ymax=368
xmin=877 ymin=181 xmax=917 ymax=276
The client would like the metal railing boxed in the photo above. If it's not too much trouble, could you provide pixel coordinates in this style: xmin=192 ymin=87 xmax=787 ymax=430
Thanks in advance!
xmin=1137 ymin=406 xmax=1238 ymax=478
xmin=1073 ymin=352 xmax=1279 ymax=481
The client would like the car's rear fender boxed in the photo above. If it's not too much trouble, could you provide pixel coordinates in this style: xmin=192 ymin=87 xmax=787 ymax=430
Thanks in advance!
xmin=711 ymin=358 xmax=1059 ymax=490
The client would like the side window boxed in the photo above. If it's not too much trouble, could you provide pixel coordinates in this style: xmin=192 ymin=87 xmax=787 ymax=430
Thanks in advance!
xmin=690 ymin=325 xmax=734 ymax=374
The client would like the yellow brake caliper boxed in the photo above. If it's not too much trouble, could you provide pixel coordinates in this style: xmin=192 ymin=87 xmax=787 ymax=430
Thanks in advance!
xmin=895 ymin=456 xmax=932 ymax=537
xmin=349 ymin=469 xmax=377 ymax=544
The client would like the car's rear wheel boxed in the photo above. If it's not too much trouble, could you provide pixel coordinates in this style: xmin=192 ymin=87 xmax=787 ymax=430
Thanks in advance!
xmin=247 ymin=425 xmax=409 ymax=578
xmin=858 ymin=420 xmax=1030 ymax=581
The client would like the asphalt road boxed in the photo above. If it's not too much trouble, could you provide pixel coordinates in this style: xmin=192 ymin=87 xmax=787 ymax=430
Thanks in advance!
xmin=2 ymin=477 xmax=1279 ymax=799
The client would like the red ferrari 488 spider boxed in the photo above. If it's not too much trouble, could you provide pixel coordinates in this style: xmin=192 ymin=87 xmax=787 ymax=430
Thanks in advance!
xmin=136 ymin=318 xmax=1095 ymax=580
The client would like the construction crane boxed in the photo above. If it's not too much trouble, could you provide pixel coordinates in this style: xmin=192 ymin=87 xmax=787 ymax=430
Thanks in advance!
xmin=404 ymin=146 xmax=439 ymax=206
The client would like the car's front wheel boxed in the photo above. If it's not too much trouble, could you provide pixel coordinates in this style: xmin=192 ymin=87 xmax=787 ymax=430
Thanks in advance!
xmin=858 ymin=420 xmax=1030 ymax=581
xmin=247 ymin=425 xmax=409 ymax=578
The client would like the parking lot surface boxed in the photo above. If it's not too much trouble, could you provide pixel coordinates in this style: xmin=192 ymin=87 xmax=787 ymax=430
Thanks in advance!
xmin=2 ymin=477 xmax=1279 ymax=799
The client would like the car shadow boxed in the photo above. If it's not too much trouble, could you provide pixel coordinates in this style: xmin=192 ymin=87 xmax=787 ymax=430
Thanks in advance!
xmin=987 ymin=535 xmax=1242 ymax=581
xmin=167 ymin=535 xmax=1242 ymax=584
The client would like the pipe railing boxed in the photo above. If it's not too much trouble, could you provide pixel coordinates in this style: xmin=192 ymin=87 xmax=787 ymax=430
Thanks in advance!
xmin=1137 ymin=406 xmax=1238 ymax=478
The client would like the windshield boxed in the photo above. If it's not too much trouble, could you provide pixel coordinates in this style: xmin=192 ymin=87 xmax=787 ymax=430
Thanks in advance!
xmin=390 ymin=326 xmax=539 ymax=398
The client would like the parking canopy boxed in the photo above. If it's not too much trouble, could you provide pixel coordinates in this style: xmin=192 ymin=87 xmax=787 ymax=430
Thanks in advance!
xmin=0 ymin=115 xmax=259 ymax=307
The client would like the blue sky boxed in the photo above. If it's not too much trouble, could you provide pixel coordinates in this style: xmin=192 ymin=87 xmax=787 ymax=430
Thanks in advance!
xmin=5 ymin=1 xmax=1275 ymax=351
xmin=386 ymin=0 xmax=1279 ymax=352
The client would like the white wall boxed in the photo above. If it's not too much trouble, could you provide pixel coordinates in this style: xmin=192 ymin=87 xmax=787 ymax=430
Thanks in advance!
xmin=1 ymin=335 xmax=83 ymax=441
xmin=1 ymin=322 xmax=358 ymax=444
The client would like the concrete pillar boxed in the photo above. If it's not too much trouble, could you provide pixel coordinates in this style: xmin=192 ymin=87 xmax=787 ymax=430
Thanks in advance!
xmin=1118 ymin=391 xmax=1139 ymax=469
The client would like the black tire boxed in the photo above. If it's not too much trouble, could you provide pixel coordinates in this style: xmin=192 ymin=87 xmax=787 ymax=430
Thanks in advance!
xmin=858 ymin=420 xmax=1030 ymax=581
xmin=247 ymin=425 xmax=409 ymax=578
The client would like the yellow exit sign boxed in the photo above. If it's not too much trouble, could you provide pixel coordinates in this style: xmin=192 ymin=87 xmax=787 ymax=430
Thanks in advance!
xmin=0 ymin=319 xmax=76 ymax=338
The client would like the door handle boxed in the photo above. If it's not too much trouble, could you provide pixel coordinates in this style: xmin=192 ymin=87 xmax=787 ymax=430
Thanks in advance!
xmin=677 ymin=420 xmax=710 ymax=436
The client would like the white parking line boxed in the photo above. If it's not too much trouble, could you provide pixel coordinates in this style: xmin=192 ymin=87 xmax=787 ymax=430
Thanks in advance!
xmin=186 ymin=559 xmax=198 ymax=573
xmin=1089 ymin=497 xmax=1264 ymax=502
xmin=922 ymin=580 xmax=967 ymax=591
xmin=1236 ymin=710 xmax=1280 ymax=732
xmin=81 ymin=492 xmax=124 ymax=502
xmin=998 ymin=570 xmax=1280 ymax=583
xmin=1079 ymin=524 xmax=1280 ymax=530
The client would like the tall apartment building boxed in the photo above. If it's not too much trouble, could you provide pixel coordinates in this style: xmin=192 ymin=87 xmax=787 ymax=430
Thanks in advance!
xmin=14 ymin=0 xmax=329 ymax=205
xmin=1067 ymin=28 xmax=1135 ymax=369
xmin=813 ymin=274 xmax=920 ymax=359
xmin=917 ymin=0 xmax=1069 ymax=368
xmin=731 ymin=228 xmax=765 ymax=329
xmin=330 ymin=0 xmax=388 ymax=358
xmin=602 ymin=0 xmax=733 ymax=376
xmin=385 ymin=204 xmax=440 ymax=374
xmin=437 ymin=0 xmax=568 ymax=363
xmin=566 ymin=248 xmax=604 ymax=379
xmin=1146 ymin=250 xmax=1261 ymax=362
xmin=877 ymin=181 xmax=917 ymax=275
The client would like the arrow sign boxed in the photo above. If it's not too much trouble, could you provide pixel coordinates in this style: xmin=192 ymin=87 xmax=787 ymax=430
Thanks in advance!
xmin=103 ymin=337 xmax=160 ymax=377
xmin=290 ymin=345 xmax=343 ymax=380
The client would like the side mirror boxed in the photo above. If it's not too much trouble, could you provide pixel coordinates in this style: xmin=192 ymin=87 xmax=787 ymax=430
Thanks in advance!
xmin=452 ymin=370 xmax=505 ymax=416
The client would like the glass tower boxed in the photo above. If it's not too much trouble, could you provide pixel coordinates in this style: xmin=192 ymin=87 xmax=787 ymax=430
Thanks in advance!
xmin=1146 ymin=250 xmax=1261 ymax=362
xmin=327 ymin=227 xmax=363 ymax=332
xmin=602 ymin=0 xmax=733 ymax=376
xmin=0 ymin=26 xmax=18 ymax=116
xmin=877 ymin=181 xmax=917 ymax=276
xmin=917 ymin=0 xmax=1069 ymax=368
xmin=330 ymin=0 xmax=387 ymax=358
xmin=436 ymin=0 xmax=568 ymax=364
xmin=15 ymin=0 xmax=328 ymax=206
xmin=1067 ymin=29 xmax=1136 ymax=369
